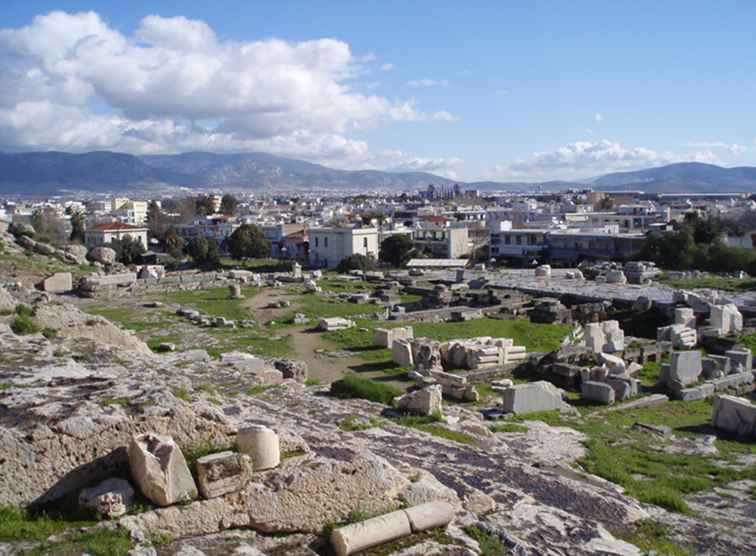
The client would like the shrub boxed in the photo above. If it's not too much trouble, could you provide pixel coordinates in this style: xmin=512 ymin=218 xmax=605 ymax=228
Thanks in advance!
xmin=14 ymin=304 xmax=34 ymax=317
xmin=11 ymin=315 xmax=39 ymax=335
xmin=330 ymin=373 xmax=400 ymax=405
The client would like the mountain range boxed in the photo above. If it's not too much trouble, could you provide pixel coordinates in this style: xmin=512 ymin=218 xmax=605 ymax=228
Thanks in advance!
xmin=1 ymin=151 xmax=756 ymax=195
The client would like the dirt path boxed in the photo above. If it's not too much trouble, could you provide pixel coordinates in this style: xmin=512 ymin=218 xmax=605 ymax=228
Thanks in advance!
xmin=242 ymin=288 xmax=299 ymax=325
xmin=286 ymin=326 xmax=365 ymax=383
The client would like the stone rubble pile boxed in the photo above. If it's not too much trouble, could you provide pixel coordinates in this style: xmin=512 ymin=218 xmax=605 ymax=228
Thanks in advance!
xmin=660 ymin=349 xmax=755 ymax=401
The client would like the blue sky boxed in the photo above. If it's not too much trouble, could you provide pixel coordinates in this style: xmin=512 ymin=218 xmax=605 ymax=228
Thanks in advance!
xmin=2 ymin=1 xmax=755 ymax=181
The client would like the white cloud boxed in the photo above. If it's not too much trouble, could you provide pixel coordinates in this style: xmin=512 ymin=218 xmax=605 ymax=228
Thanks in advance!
xmin=380 ymin=63 xmax=394 ymax=72
xmin=594 ymin=113 xmax=603 ymax=122
xmin=407 ymin=78 xmax=450 ymax=88
xmin=487 ymin=139 xmax=719 ymax=181
xmin=687 ymin=141 xmax=747 ymax=154
xmin=0 ymin=11 xmax=457 ymax=168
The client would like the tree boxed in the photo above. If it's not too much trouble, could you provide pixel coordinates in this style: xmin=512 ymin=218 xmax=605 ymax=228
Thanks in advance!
xmin=163 ymin=227 xmax=184 ymax=258
xmin=336 ymin=253 xmax=375 ymax=274
xmin=31 ymin=208 xmax=67 ymax=245
xmin=69 ymin=210 xmax=85 ymax=243
xmin=185 ymin=236 xmax=220 ymax=268
xmin=195 ymin=196 xmax=216 ymax=216
xmin=220 ymin=194 xmax=239 ymax=215
xmin=146 ymin=201 xmax=168 ymax=241
xmin=227 ymin=224 xmax=270 ymax=261
xmin=379 ymin=234 xmax=415 ymax=268
xmin=108 ymin=236 xmax=146 ymax=265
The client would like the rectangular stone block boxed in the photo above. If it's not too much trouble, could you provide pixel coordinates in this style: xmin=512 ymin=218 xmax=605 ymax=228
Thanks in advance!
xmin=581 ymin=381 xmax=615 ymax=405
xmin=669 ymin=350 xmax=702 ymax=387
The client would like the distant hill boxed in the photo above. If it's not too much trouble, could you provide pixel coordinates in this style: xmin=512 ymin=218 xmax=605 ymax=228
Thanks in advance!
xmin=592 ymin=162 xmax=756 ymax=193
xmin=1 ymin=151 xmax=756 ymax=195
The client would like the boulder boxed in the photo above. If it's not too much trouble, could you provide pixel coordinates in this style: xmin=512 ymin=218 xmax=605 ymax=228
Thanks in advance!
xmin=79 ymin=478 xmax=135 ymax=519
xmin=394 ymin=385 xmax=443 ymax=416
xmin=712 ymin=395 xmax=756 ymax=437
xmin=88 ymin=246 xmax=117 ymax=265
xmin=63 ymin=244 xmax=89 ymax=264
xmin=501 ymin=381 xmax=563 ymax=415
xmin=196 ymin=451 xmax=253 ymax=499
xmin=128 ymin=433 xmax=198 ymax=507
xmin=237 ymin=425 xmax=280 ymax=470
xmin=272 ymin=358 xmax=308 ymax=382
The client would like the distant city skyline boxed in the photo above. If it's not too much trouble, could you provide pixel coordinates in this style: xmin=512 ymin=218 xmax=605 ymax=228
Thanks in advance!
xmin=2 ymin=1 xmax=755 ymax=182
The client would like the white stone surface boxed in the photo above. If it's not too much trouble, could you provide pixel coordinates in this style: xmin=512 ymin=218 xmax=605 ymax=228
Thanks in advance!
xmin=128 ymin=433 xmax=198 ymax=507
xmin=237 ymin=425 xmax=280 ymax=470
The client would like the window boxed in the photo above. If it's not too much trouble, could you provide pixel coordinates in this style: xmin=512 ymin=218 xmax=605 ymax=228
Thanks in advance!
xmin=324 ymin=237 xmax=328 ymax=248
xmin=315 ymin=237 xmax=319 ymax=248
xmin=363 ymin=237 xmax=368 ymax=249
xmin=504 ymin=234 xmax=511 ymax=245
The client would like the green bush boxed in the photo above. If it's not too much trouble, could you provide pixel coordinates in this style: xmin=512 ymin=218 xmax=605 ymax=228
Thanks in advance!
xmin=11 ymin=315 xmax=39 ymax=335
xmin=330 ymin=373 xmax=401 ymax=404
xmin=14 ymin=304 xmax=34 ymax=317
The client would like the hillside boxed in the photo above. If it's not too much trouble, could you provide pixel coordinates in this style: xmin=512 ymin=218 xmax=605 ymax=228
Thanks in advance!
xmin=593 ymin=162 xmax=756 ymax=192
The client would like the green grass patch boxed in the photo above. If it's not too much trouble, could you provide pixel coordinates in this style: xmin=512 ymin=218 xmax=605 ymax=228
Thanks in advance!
xmin=331 ymin=373 xmax=401 ymax=404
xmin=85 ymin=306 xmax=177 ymax=333
xmin=359 ymin=527 xmax=464 ymax=556
xmin=617 ymin=519 xmax=694 ymax=556
xmin=282 ymin=293 xmax=374 ymax=323
xmin=171 ymin=387 xmax=192 ymax=402
xmin=339 ymin=415 xmax=383 ymax=431
xmin=304 ymin=378 xmax=322 ymax=386
xmin=14 ymin=304 xmax=34 ymax=317
xmin=10 ymin=314 xmax=40 ymax=335
xmin=246 ymin=384 xmax=280 ymax=396
xmin=23 ymin=527 xmax=133 ymax=556
xmin=489 ymin=422 xmax=528 ymax=433
xmin=660 ymin=274 xmax=756 ymax=292
xmin=157 ymin=286 xmax=259 ymax=321
xmin=462 ymin=525 xmax=508 ymax=556
xmin=0 ymin=506 xmax=91 ymax=542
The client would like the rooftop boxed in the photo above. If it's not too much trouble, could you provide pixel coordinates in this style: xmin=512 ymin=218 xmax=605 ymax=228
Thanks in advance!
xmin=87 ymin=222 xmax=147 ymax=232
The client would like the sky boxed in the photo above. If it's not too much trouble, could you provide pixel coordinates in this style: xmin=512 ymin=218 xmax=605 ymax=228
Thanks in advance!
xmin=1 ymin=1 xmax=755 ymax=182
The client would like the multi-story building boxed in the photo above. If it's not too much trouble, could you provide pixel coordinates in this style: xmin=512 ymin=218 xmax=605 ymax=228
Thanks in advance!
xmin=174 ymin=216 xmax=240 ymax=250
xmin=84 ymin=222 xmax=148 ymax=249
xmin=308 ymin=227 xmax=379 ymax=268
xmin=412 ymin=227 xmax=470 ymax=259
xmin=260 ymin=223 xmax=307 ymax=258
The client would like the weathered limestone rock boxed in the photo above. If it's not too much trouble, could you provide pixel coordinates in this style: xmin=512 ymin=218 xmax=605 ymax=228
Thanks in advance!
xmin=331 ymin=510 xmax=412 ymax=556
xmin=247 ymin=449 xmax=408 ymax=534
xmin=712 ymin=395 xmax=756 ymax=437
xmin=581 ymin=381 xmax=615 ymax=405
xmin=605 ymin=269 xmax=627 ymax=284
xmin=88 ymin=246 xmax=117 ymax=265
xmin=79 ymin=478 xmax=134 ymax=519
xmin=220 ymin=352 xmax=284 ymax=385
xmin=293 ymin=313 xmax=309 ymax=324
xmin=272 ymin=358 xmax=308 ymax=382
xmin=374 ymin=326 xmax=414 ymax=348
xmin=392 ymin=339 xmax=414 ymax=366
xmin=40 ymin=272 xmax=73 ymax=293
xmin=196 ymin=451 xmax=253 ymax=499
xmin=237 ymin=425 xmax=280 ymax=470
xmin=501 ymin=381 xmax=563 ymax=415
xmin=318 ymin=317 xmax=356 ymax=331
xmin=128 ymin=433 xmax=198 ymax=507
xmin=394 ymin=385 xmax=443 ymax=416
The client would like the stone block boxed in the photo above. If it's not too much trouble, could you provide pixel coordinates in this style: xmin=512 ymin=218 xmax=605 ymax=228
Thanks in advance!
xmin=669 ymin=350 xmax=702 ymax=387
xmin=394 ymin=385 xmax=442 ymax=416
xmin=710 ymin=304 xmax=743 ymax=336
xmin=712 ymin=395 xmax=756 ymax=437
xmin=237 ymin=425 xmax=280 ymax=470
xmin=392 ymin=339 xmax=414 ymax=366
xmin=196 ymin=451 xmax=253 ymax=499
xmin=581 ymin=381 xmax=615 ymax=405
xmin=702 ymin=355 xmax=730 ymax=379
xmin=128 ymin=433 xmax=197 ymax=507
xmin=725 ymin=349 xmax=752 ymax=374
xmin=674 ymin=307 xmax=696 ymax=328
xmin=501 ymin=381 xmax=563 ymax=415
xmin=41 ymin=272 xmax=73 ymax=293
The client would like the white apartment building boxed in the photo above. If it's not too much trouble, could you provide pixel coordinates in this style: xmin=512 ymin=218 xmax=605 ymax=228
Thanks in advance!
xmin=114 ymin=200 xmax=149 ymax=225
xmin=308 ymin=227 xmax=379 ymax=268
xmin=413 ymin=226 xmax=470 ymax=259
xmin=84 ymin=222 xmax=148 ymax=248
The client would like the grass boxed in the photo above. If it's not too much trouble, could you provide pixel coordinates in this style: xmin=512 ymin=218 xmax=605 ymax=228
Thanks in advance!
xmin=245 ymin=384 xmax=280 ymax=396
xmin=617 ymin=520 xmax=694 ymax=556
xmin=339 ymin=415 xmax=383 ymax=431
xmin=359 ymin=528 xmax=463 ymax=556
xmin=738 ymin=331 xmax=756 ymax=354
xmin=10 ymin=314 xmax=40 ymax=335
xmin=637 ymin=358 xmax=665 ymax=387
xmin=304 ymin=378 xmax=322 ymax=386
xmin=85 ymin=306 xmax=177 ymax=333
xmin=279 ymin=293 xmax=374 ymax=324
xmin=513 ymin=399 xmax=756 ymax=514
xmin=171 ymin=387 xmax=192 ymax=402
xmin=157 ymin=286 xmax=260 ymax=321
xmin=0 ymin=505 xmax=132 ymax=555
xmin=462 ymin=525 xmax=508 ymax=556
xmin=331 ymin=373 xmax=401 ymax=404
xmin=387 ymin=412 xmax=477 ymax=445
xmin=660 ymin=274 xmax=756 ymax=292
